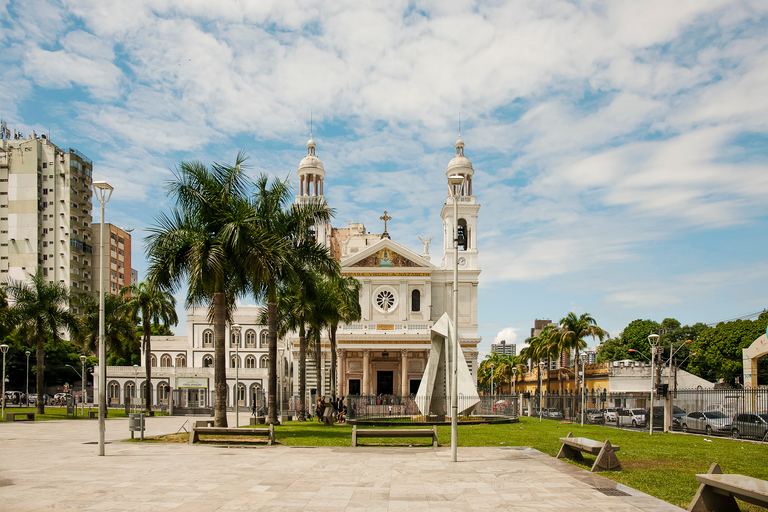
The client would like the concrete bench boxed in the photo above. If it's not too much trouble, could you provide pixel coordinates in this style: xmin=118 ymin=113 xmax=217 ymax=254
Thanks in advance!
xmin=557 ymin=432 xmax=621 ymax=472
xmin=688 ymin=462 xmax=768 ymax=512
xmin=352 ymin=425 xmax=438 ymax=447
xmin=189 ymin=425 xmax=275 ymax=445
xmin=195 ymin=420 xmax=214 ymax=428
xmin=6 ymin=412 xmax=35 ymax=422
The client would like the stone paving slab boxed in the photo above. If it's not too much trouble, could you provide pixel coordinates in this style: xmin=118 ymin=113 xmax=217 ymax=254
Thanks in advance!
xmin=0 ymin=414 xmax=685 ymax=511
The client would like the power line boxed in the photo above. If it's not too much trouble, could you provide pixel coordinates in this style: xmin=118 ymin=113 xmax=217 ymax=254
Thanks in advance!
xmin=705 ymin=309 xmax=766 ymax=327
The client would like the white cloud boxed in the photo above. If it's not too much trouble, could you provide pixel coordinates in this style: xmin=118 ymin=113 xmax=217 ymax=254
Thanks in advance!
xmin=494 ymin=327 xmax=518 ymax=346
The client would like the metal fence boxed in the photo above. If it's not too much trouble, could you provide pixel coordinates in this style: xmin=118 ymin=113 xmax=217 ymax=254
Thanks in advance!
xmin=345 ymin=395 xmax=519 ymax=423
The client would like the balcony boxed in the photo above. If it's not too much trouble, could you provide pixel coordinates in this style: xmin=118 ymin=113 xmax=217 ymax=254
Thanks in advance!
xmin=107 ymin=366 xmax=269 ymax=380
xmin=337 ymin=321 xmax=433 ymax=335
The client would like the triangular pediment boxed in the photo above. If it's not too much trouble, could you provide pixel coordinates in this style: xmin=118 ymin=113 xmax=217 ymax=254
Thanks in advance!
xmin=342 ymin=238 xmax=435 ymax=269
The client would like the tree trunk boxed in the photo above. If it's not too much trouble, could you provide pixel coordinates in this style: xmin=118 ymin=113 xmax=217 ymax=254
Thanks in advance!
xmin=266 ymin=296 xmax=278 ymax=425
xmin=330 ymin=325 xmax=337 ymax=401
xmin=213 ymin=292 xmax=228 ymax=427
xmin=143 ymin=314 xmax=152 ymax=412
xmin=314 ymin=338 xmax=321 ymax=400
xmin=298 ymin=323 xmax=306 ymax=421
xmin=36 ymin=333 xmax=45 ymax=415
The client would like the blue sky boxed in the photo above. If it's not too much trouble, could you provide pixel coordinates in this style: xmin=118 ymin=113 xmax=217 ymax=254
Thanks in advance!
xmin=2 ymin=0 xmax=767 ymax=355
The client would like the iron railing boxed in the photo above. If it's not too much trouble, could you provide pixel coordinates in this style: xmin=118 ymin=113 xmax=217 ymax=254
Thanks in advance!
xmin=345 ymin=395 xmax=518 ymax=423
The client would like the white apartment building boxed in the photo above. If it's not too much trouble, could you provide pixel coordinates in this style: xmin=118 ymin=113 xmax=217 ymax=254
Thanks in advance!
xmin=0 ymin=128 xmax=94 ymax=301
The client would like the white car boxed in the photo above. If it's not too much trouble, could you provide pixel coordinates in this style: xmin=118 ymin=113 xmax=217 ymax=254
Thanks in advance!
xmin=602 ymin=408 xmax=618 ymax=422
xmin=617 ymin=408 xmax=646 ymax=427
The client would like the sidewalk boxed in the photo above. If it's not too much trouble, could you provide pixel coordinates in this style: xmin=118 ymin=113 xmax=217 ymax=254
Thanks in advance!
xmin=0 ymin=414 xmax=685 ymax=511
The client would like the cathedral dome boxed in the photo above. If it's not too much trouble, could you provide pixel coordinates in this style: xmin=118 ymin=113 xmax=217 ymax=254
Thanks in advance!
xmin=298 ymin=136 xmax=325 ymax=177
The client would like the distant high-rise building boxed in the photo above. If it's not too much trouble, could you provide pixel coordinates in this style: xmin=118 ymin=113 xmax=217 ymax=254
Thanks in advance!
xmin=131 ymin=268 xmax=138 ymax=286
xmin=0 ymin=128 xmax=95 ymax=304
xmin=92 ymin=224 xmax=131 ymax=296
xmin=530 ymin=319 xmax=559 ymax=369
xmin=581 ymin=349 xmax=597 ymax=365
xmin=490 ymin=339 xmax=516 ymax=356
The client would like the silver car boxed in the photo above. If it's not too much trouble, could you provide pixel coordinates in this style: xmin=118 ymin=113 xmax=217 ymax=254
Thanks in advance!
xmin=681 ymin=411 xmax=732 ymax=435
xmin=617 ymin=408 xmax=646 ymax=427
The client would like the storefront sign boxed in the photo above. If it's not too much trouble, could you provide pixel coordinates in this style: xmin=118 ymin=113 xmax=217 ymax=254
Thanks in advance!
xmin=176 ymin=377 xmax=208 ymax=389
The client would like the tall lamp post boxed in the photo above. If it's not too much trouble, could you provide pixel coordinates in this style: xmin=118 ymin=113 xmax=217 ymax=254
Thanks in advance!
xmin=232 ymin=324 xmax=241 ymax=428
xmin=511 ymin=367 xmax=518 ymax=416
xmin=1 ymin=344 xmax=8 ymax=420
xmin=489 ymin=362 xmax=495 ymax=400
xmin=133 ymin=364 xmax=139 ymax=411
xmin=580 ymin=355 xmax=586 ymax=427
xmin=447 ymin=173 xmax=464 ymax=463
xmin=80 ymin=355 xmax=87 ymax=417
xmin=25 ymin=350 xmax=30 ymax=406
xmin=539 ymin=361 xmax=545 ymax=422
xmin=647 ymin=333 xmax=659 ymax=436
xmin=665 ymin=339 xmax=692 ymax=432
xmin=278 ymin=346 xmax=285 ymax=423
xmin=93 ymin=180 xmax=113 ymax=456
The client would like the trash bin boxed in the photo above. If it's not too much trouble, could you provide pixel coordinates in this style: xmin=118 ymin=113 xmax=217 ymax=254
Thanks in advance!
xmin=129 ymin=413 xmax=145 ymax=440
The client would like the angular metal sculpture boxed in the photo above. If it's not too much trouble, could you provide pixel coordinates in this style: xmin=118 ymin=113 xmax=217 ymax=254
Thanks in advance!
xmin=416 ymin=313 xmax=479 ymax=418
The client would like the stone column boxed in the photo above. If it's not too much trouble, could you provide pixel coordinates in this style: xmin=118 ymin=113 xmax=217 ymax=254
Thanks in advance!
xmin=362 ymin=280 xmax=371 ymax=320
xmin=337 ymin=349 xmax=346 ymax=396
xmin=313 ymin=175 xmax=318 ymax=196
xmin=401 ymin=349 xmax=408 ymax=396
xmin=362 ymin=349 xmax=370 ymax=396
xmin=320 ymin=178 xmax=323 ymax=196
xmin=300 ymin=175 xmax=304 ymax=196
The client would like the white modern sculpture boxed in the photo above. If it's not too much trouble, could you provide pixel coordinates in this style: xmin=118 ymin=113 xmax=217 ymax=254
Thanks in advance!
xmin=416 ymin=313 xmax=479 ymax=418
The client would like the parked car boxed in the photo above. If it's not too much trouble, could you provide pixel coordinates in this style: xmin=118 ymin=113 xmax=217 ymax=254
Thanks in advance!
xmin=543 ymin=408 xmax=563 ymax=419
xmin=586 ymin=408 xmax=605 ymax=424
xmin=731 ymin=413 xmax=768 ymax=441
xmin=617 ymin=408 xmax=646 ymax=427
xmin=644 ymin=406 xmax=688 ymax=428
xmin=601 ymin=408 xmax=618 ymax=422
xmin=5 ymin=391 xmax=22 ymax=405
xmin=681 ymin=411 xmax=732 ymax=435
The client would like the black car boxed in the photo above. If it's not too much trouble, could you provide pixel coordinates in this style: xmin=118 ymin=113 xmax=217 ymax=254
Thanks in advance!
xmin=643 ymin=406 xmax=687 ymax=428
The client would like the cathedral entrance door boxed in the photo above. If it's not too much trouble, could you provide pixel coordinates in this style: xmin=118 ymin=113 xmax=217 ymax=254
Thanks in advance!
xmin=377 ymin=371 xmax=394 ymax=395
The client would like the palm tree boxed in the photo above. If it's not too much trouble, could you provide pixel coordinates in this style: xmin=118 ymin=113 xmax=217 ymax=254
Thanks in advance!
xmin=251 ymin=174 xmax=337 ymax=424
xmin=146 ymin=152 xmax=282 ymax=427
xmin=557 ymin=312 xmax=607 ymax=413
xmin=316 ymin=274 xmax=361 ymax=400
xmin=73 ymin=293 xmax=137 ymax=359
xmin=122 ymin=282 xmax=178 ymax=411
xmin=7 ymin=271 xmax=80 ymax=414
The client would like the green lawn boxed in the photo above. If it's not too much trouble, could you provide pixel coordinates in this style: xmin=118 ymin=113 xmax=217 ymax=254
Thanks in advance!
xmin=265 ymin=417 xmax=768 ymax=510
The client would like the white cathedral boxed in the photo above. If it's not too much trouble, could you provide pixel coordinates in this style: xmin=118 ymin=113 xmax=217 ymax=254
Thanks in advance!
xmin=95 ymin=136 xmax=481 ymax=412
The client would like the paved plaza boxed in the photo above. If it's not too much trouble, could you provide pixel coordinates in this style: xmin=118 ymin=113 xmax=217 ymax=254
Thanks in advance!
xmin=0 ymin=414 xmax=685 ymax=511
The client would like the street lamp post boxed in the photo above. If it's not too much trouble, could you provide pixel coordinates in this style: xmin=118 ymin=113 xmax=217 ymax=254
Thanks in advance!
xmin=489 ymin=362 xmax=495 ymax=400
xmin=647 ymin=333 xmax=660 ymax=436
xmin=93 ymin=180 xmax=113 ymax=456
xmin=232 ymin=324 xmax=241 ymax=428
xmin=665 ymin=339 xmax=692 ymax=432
xmin=278 ymin=347 xmax=285 ymax=423
xmin=512 ymin=367 xmax=518 ymax=416
xmin=447 ymin=174 xmax=463 ymax=463
xmin=1 ymin=344 xmax=8 ymax=420
xmin=80 ymin=355 xmax=87 ymax=418
xmin=25 ymin=350 xmax=30 ymax=406
xmin=580 ymin=355 xmax=586 ymax=427
xmin=539 ymin=362 xmax=545 ymax=422
xmin=133 ymin=364 xmax=139 ymax=412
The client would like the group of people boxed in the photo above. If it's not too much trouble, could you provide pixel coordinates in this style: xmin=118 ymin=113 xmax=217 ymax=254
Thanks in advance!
xmin=316 ymin=396 xmax=346 ymax=424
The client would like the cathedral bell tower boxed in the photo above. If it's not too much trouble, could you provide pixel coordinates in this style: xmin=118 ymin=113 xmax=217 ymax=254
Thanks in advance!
xmin=441 ymin=136 xmax=480 ymax=270
xmin=296 ymin=134 xmax=330 ymax=248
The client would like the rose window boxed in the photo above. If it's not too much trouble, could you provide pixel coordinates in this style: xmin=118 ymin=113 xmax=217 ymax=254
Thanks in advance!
xmin=376 ymin=290 xmax=395 ymax=312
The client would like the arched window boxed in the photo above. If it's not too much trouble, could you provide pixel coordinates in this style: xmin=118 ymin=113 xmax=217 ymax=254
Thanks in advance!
xmin=259 ymin=355 xmax=269 ymax=368
xmin=260 ymin=330 xmax=268 ymax=348
xmin=245 ymin=329 xmax=256 ymax=348
xmin=245 ymin=355 xmax=257 ymax=368
xmin=411 ymin=289 xmax=420 ymax=312
xmin=160 ymin=354 xmax=172 ymax=367
xmin=203 ymin=355 xmax=213 ymax=368
xmin=202 ymin=329 xmax=213 ymax=348
xmin=230 ymin=330 xmax=241 ymax=348
xmin=176 ymin=354 xmax=186 ymax=368
xmin=108 ymin=381 xmax=120 ymax=405
xmin=125 ymin=381 xmax=135 ymax=399
xmin=158 ymin=381 xmax=169 ymax=402
xmin=237 ymin=383 xmax=246 ymax=404
xmin=150 ymin=354 xmax=157 ymax=367
xmin=230 ymin=355 xmax=241 ymax=368
xmin=457 ymin=218 xmax=468 ymax=250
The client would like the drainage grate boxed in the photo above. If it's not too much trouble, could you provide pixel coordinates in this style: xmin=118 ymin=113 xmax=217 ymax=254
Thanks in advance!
xmin=82 ymin=441 xmax=112 ymax=445
xmin=595 ymin=488 xmax=631 ymax=497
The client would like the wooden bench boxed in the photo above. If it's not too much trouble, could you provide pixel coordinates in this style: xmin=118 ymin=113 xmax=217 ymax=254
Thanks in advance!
xmin=557 ymin=432 xmax=621 ymax=472
xmin=6 ymin=412 xmax=35 ymax=422
xmin=352 ymin=425 xmax=438 ymax=447
xmin=189 ymin=424 xmax=275 ymax=445
xmin=688 ymin=462 xmax=768 ymax=512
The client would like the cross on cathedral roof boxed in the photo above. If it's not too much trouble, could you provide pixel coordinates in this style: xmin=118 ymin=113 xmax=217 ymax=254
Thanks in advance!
xmin=380 ymin=210 xmax=391 ymax=239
